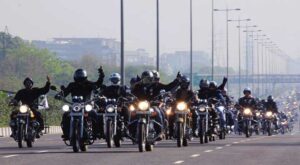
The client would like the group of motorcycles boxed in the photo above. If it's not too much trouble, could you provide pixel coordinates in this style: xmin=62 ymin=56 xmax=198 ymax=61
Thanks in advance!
xmin=9 ymin=86 xmax=298 ymax=153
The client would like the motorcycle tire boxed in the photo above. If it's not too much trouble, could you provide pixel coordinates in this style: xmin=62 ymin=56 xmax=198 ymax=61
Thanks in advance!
xmin=138 ymin=123 xmax=146 ymax=152
xmin=176 ymin=122 xmax=183 ymax=147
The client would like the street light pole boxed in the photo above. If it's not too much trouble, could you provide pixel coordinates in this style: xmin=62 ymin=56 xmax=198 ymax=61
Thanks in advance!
xmin=120 ymin=0 xmax=125 ymax=85
xmin=211 ymin=0 xmax=215 ymax=81
xmin=228 ymin=18 xmax=250 ymax=97
xmin=214 ymin=7 xmax=240 ymax=92
xmin=190 ymin=0 xmax=193 ymax=89
xmin=156 ymin=0 xmax=160 ymax=71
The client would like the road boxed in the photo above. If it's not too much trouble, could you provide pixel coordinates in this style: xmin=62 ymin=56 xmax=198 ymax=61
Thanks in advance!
xmin=0 ymin=128 xmax=299 ymax=165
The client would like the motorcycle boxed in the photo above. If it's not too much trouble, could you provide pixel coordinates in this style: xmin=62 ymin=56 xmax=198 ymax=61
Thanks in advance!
xmin=211 ymin=99 xmax=227 ymax=140
xmin=10 ymin=104 xmax=39 ymax=148
xmin=127 ymin=95 xmax=165 ymax=152
xmin=240 ymin=107 xmax=254 ymax=138
xmin=100 ymin=97 xmax=125 ymax=148
xmin=173 ymin=101 xmax=192 ymax=147
xmin=195 ymin=99 xmax=210 ymax=144
xmin=56 ymin=92 xmax=96 ymax=152
xmin=262 ymin=111 xmax=275 ymax=136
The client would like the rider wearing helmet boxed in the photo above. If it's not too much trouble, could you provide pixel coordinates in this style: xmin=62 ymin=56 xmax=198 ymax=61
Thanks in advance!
xmin=264 ymin=95 xmax=279 ymax=129
xmin=171 ymin=76 xmax=196 ymax=136
xmin=58 ymin=67 xmax=105 ymax=140
xmin=131 ymin=70 xmax=181 ymax=140
xmin=238 ymin=88 xmax=257 ymax=110
xmin=197 ymin=79 xmax=210 ymax=99
xmin=9 ymin=76 xmax=51 ymax=138
xmin=132 ymin=70 xmax=181 ymax=100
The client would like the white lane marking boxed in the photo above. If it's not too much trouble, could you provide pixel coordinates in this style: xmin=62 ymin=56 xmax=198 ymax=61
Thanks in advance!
xmin=225 ymin=144 xmax=232 ymax=147
xmin=215 ymin=147 xmax=223 ymax=150
xmin=190 ymin=154 xmax=200 ymax=158
xmin=99 ymin=142 xmax=106 ymax=145
xmin=204 ymin=150 xmax=213 ymax=153
xmin=36 ymin=150 xmax=48 ymax=153
xmin=173 ymin=160 xmax=184 ymax=164
xmin=3 ymin=155 xmax=18 ymax=158
xmin=233 ymin=141 xmax=240 ymax=144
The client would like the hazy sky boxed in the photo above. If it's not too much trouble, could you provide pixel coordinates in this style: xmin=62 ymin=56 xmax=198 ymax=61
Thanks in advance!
xmin=1 ymin=0 xmax=299 ymax=66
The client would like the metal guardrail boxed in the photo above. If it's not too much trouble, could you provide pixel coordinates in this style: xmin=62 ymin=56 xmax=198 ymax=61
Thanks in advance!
xmin=194 ymin=74 xmax=300 ymax=84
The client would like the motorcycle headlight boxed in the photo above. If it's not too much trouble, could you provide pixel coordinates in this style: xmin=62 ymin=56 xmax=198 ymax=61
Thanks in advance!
xmin=129 ymin=105 xmax=135 ymax=111
xmin=62 ymin=105 xmax=70 ymax=112
xmin=85 ymin=104 xmax=93 ymax=112
xmin=166 ymin=108 xmax=172 ymax=115
xmin=199 ymin=106 xmax=206 ymax=112
xmin=266 ymin=111 xmax=273 ymax=117
xmin=106 ymin=106 xmax=115 ymax=113
xmin=19 ymin=105 xmax=28 ymax=113
xmin=256 ymin=112 xmax=260 ymax=116
xmin=244 ymin=108 xmax=252 ymax=115
xmin=177 ymin=102 xmax=187 ymax=111
xmin=138 ymin=101 xmax=150 ymax=111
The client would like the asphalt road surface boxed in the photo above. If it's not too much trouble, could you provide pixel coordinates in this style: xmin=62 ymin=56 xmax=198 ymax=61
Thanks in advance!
xmin=0 ymin=127 xmax=299 ymax=165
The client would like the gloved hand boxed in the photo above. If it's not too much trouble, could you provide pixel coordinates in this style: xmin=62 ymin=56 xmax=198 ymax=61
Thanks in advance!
xmin=223 ymin=77 xmax=228 ymax=84
xmin=176 ymin=71 xmax=182 ymax=82
xmin=98 ymin=66 xmax=105 ymax=79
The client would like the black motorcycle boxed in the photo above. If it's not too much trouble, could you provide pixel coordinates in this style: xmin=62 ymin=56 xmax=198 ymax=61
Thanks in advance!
xmin=195 ymin=99 xmax=210 ymax=144
xmin=101 ymin=98 xmax=124 ymax=148
xmin=262 ymin=111 xmax=275 ymax=136
xmin=11 ymin=104 xmax=39 ymax=148
xmin=173 ymin=101 xmax=192 ymax=147
xmin=240 ymin=107 xmax=253 ymax=138
xmin=128 ymin=97 xmax=165 ymax=152
xmin=56 ymin=94 xmax=96 ymax=152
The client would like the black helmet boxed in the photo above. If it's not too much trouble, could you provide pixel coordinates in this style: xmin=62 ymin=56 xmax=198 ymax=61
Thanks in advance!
xmin=109 ymin=73 xmax=121 ymax=85
xmin=243 ymin=87 xmax=251 ymax=94
xmin=180 ymin=75 xmax=190 ymax=89
xmin=267 ymin=95 xmax=274 ymax=101
xmin=141 ymin=70 xmax=154 ymax=84
xmin=199 ymin=79 xmax=210 ymax=89
xmin=152 ymin=70 xmax=160 ymax=82
xmin=130 ymin=77 xmax=138 ymax=85
xmin=74 ymin=69 xmax=87 ymax=82
xmin=23 ymin=77 xmax=34 ymax=86
xmin=209 ymin=81 xmax=218 ymax=89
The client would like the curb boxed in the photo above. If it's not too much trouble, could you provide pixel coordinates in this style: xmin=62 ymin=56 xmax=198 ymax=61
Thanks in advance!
xmin=0 ymin=126 xmax=62 ymax=137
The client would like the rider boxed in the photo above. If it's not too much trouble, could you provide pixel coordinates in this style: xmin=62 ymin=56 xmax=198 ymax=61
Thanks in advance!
xmin=9 ymin=76 xmax=51 ymax=138
xmin=264 ymin=95 xmax=279 ymax=129
xmin=57 ymin=67 xmax=105 ymax=140
xmin=237 ymin=88 xmax=258 ymax=128
xmin=99 ymin=73 xmax=130 ymax=125
xmin=169 ymin=76 xmax=195 ymax=136
xmin=131 ymin=70 xmax=181 ymax=139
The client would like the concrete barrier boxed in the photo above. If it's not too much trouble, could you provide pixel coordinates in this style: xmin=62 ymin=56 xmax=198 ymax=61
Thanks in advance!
xmin=0 ymin=126 xmax=62 ymax=137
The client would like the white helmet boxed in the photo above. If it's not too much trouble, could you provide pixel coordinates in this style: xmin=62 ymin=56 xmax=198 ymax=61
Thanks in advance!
xmin=109 ymin=73 xmax=121 ymax=85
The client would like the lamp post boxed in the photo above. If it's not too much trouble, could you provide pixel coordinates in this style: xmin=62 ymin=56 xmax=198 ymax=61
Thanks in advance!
xmin=211 ymin=0 xmax=215 ymax=81
xmin=245 ymin=29 xmax=262 ymax=92
xmin=156 ymin=0 xmax=160 ymax=71
xmin=238 ymin=25 xmax=257 ymax=87
xmin=214 ymin=8 xmax=240 ymax=92
xmin=228 ymin=18 xmax=250 ymax=97
xmin=190 ymin=0 xmax=193 ymax=89
xmin=120 ymin=0 xmax=125 ymax=85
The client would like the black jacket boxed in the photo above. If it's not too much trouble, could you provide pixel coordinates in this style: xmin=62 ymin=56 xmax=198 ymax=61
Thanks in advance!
xmin=264 ymin=101 xmax=278 ymax=113
xmin=175 ymin=88 xmax=195 ymax=103
xmin=100 ymin=85 xmax=127 ymax=100
xmin=14 ymin=81 xmax=51 ymax=109
xmin=238 ymin=96 xmax=257 ymax=110
xmin=62 ymin=77 xmax=103 ymax=101
xmin=132 ymin=79 xmax=179 ymax=101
